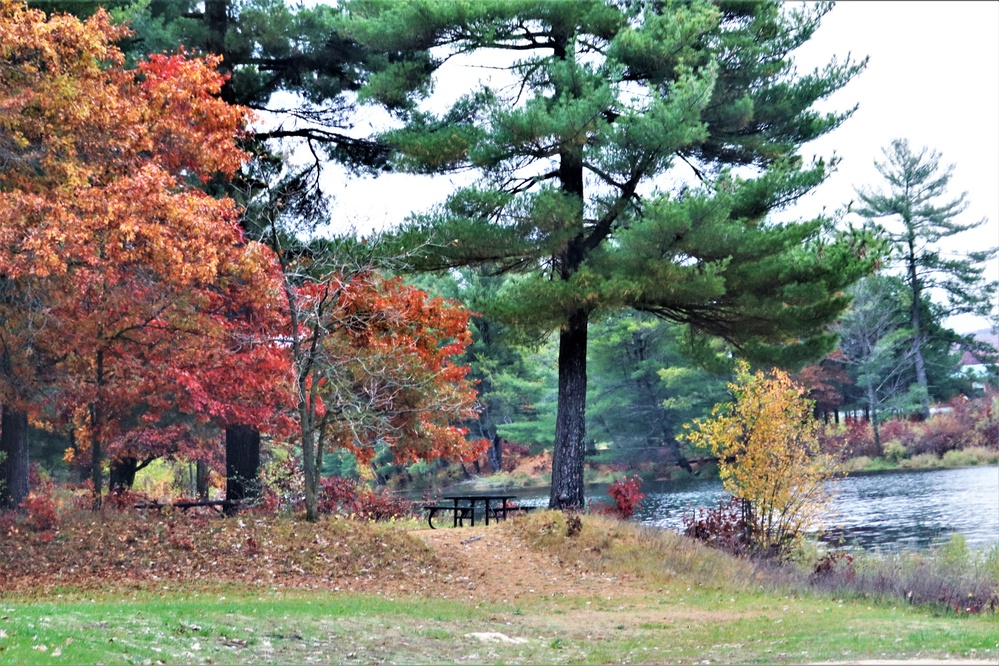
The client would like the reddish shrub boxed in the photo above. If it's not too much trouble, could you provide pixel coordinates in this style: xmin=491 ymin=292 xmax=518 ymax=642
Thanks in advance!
xmin=878 ymin=419 xmax=916 ymax=448
xmin=682 ymin=497 xmax=749 ymax=556
xmin=21 ymin=492 xmax=58 ymax=532
xmin=499 ymin=441 xmax=531 ymax=472
xmin=591 ymin=476 xmax=644 ymax=519
xmin=973 ymin=393 xmax=999 ymax=449
xmin=319 ymin=477 xmax=414 ymax=521
xmin=104 ymin=488 xmax=153 ymax=511
xmin=910 ymin=412 xmax=966 ymax=457
xmin=844 ymin=418 xmax=878 ymax=457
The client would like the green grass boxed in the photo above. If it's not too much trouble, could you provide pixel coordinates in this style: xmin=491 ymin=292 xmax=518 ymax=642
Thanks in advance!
xmin=1 ymin=585 xmax=996 ymax=664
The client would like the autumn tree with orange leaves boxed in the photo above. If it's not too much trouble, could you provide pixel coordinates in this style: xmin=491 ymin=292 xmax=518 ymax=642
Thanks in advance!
xmin=0 ymin=1 xmax=291 ymax=508
xmin=267 ymin=231 xmax=486 ymax=522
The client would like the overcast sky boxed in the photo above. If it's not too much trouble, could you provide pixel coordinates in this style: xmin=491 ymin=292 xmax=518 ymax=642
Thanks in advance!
xmin=324 ymin=1 xmax=999 ymax=331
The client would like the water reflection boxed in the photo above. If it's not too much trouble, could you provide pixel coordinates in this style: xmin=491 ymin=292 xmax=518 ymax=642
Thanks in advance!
xmin=507 ymin=466 xmax=999 ymax=551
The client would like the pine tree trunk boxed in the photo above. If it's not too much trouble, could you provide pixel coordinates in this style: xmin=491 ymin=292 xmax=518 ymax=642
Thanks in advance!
xmin=549 ymin=309 xmax=588 ymax=510
xmin=0 ymin=406 xmax=29 ymax=511
xmin=907 ymin=237 xmax=931 ymax=419
xmin=225 ymin=424 xmax=260 ymax=514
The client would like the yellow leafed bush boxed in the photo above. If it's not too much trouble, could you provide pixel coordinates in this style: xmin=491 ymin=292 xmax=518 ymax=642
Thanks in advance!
xmin=682 ymin=361 xmax=838 ymax=558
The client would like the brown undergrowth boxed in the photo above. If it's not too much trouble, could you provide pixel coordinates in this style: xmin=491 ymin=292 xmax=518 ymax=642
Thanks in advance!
xmin=0 ymin=506 xmax=753 ymax=606
xmin=0 ymin=509 xmax=457 ymax=597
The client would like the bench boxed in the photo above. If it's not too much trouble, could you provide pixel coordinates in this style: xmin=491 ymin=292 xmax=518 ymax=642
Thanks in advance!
xmin=423 ymin=504 xmax=473 ymax=529
xmin=134 ymin=500 xmax=237 ymax=514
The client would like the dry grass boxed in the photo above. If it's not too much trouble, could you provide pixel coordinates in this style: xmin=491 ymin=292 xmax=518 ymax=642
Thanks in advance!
xmin=502 ymin=510 xmax=759 ymax=592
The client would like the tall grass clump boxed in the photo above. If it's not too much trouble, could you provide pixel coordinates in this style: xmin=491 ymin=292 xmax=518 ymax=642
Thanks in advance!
xmin=807 ymin=536 xmax=999 ymax=614
xmin=504 ymin=510 xmax=759 ymax=592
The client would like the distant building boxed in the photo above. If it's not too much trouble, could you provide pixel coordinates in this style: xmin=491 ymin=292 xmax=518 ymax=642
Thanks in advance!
xmin=957 ymin=329 xmax=998 ymax=388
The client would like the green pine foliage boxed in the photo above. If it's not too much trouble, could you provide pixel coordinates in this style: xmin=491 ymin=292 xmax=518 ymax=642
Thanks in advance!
xmin=853 ymin=139 xmax=998 ymax=417
xmin=587 ymin=313 xmax=728 ymax=466
xmin=345 ymin=0 xmax=877 ymax=508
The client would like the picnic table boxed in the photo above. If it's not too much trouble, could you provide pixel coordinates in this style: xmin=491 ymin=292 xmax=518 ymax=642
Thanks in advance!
xmin=422 ymin=494 xmax=534 ymax=529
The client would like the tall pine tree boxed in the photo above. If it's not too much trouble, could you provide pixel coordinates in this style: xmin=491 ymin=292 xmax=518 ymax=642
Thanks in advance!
xmin=854 ymin=139 xmax=998 ymax=418
xmin=348 ymin=0 xmax=876 ymax=508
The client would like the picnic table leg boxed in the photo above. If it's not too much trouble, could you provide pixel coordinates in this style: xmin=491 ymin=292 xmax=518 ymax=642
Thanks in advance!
xmin=427 ymin=507 xmax=439 ymax=529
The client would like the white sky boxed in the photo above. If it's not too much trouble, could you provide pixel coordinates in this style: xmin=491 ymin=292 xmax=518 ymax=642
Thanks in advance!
xmin=321 ymin=1 xmax=999 ymax=332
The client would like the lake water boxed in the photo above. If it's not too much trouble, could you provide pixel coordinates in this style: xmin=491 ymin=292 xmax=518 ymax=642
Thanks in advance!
xmin=504 ymin=466 xmax=999 ymax=551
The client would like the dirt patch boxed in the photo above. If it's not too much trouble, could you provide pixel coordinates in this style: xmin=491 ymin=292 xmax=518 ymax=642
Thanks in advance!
xmin=508 ymin=451 xmax=552 ymax=478
xmin=413 ymin=524 xmax=644 ymax=603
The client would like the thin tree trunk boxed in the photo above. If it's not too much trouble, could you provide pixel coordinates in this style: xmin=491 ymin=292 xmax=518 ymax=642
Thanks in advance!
xmin=301 ymin=420 xmax=319 ymax=521
xmin=90 ymin=350 xmax=104 ymax=510
xmin=196 ymin=459 xmax=210 ymax=500
xmin=907 ymin=237 xmax=931 ymax=419
xmin=225 ymin=423 xmax=261 ymax=514
xmin=865 ymin=383 xmax=882 ymax=456
xmin=549 ymin=309 xmax=588 ymax=510
xmin=0 ymin=406 xmax=29 ymax=511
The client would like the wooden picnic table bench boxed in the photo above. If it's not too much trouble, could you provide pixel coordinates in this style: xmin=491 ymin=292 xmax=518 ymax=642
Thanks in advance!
xmin=424 ymin=494 xmax=536 ymax=529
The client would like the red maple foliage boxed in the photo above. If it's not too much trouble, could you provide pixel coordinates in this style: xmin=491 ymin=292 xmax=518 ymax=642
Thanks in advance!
xmin=0 ymin=2 xmax=291 ymax=503
xmin=293 ymin=271 xmax=487 ymax=462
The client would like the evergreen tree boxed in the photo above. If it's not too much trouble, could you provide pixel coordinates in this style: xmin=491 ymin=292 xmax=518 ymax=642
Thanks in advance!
xmin=410 ymin=269 xmax=559 ymax=452
xmin=587 ymin=313 xmax=727 ymax=471
xmin=836 ymin=275 xmax=917 ymax=450
xmin=854 ymin=139 xmax=998 ymax=418
xmin=345 ymin=0 xmax=875 ymax=509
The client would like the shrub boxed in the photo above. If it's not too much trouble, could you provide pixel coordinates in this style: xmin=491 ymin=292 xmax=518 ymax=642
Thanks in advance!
xmin=499 ymin=441 xmax=532 ymax=472
xmin=807 ymin=536 xmax=999 ymax=614
xmin=882 ymin=439 xmax=907 ymax=463
xmin=591 ymin=476 xmax=644 ymax=519
xmin=878 ymin=418 xmax=916 ymax=449
xmin=318 ymin=476 xmax=414 ymax=522
xmin=682 ymin=361 xmax=838 ymax=559
xmin=21 ymin=491 xmax=59 ymax=532
xmin=844 ymin=418 xmax=878 ymax=457
xmin=259 ymin=454 xmax=305 ymax=512
xmin=908 ymin=412 xmax=962 ymax=456
xmin=681 ymin=497 xmax=749 ymax=556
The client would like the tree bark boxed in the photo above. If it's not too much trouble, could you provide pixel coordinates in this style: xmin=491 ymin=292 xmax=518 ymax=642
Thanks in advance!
xmin=90 ymin=350 xmax=105 ymax=510
xmin=108 ymin=456 xmax=139 ymax=495
xmin=906 ymin=234 xmax=931 ymax=419
xmin=225 ymin=423 xmax=261 ymax=514
xmin=196 ymin=459 xmax=211 ymax=500
xmin=865 ymin=383 xmax=882 ymax=456
xmin=0 ymin=406 xmax=29 ymax=511
xmin=301 ymin=421 xmax=319 ymax=522
xmin=549 ymin=309 xmax=589 ymax=510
